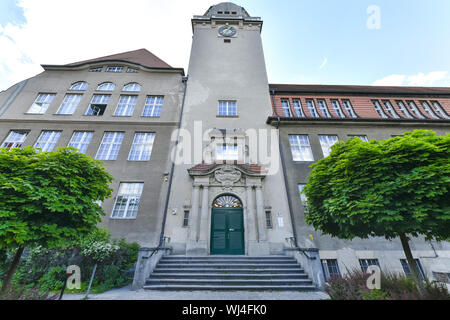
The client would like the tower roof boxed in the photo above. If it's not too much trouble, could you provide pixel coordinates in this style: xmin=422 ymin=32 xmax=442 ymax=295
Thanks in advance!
xmin=204 ymin=2 xmax=250 ymax=18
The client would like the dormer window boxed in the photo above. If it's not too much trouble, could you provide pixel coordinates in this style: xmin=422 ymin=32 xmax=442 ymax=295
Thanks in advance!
xmin=106 ymin=66 xmax=123 ymax=73
xmin=123 ymin=83 xmax=141 ymax=92
xmin=224 ymin=11 xmax=230 ymax=14
xmin=97 ymin=82 xmax=115 ymax=91
xmin=89 ymin=67 xmax=102 ymax=72
xmin=69 ymin=82 xmax=88 ymax=91
xmin=217 ymin=11 xmax=223 ymax=14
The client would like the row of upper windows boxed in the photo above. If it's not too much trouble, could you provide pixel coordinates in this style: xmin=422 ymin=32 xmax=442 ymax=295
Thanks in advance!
xmin=279 ymin=98 xmax=358 ymax=119
xmin=69 ymin=81 xmax=141 ymax=92
xmin=27 ymin=93 xmax=164 ymax=117
xmin=89 ymin=66 xmax=138 ymax=73
xmin=371 ymin=100 xmax=449 ymax=120
xmin=1 ymin=130 xmax=155 ymax=161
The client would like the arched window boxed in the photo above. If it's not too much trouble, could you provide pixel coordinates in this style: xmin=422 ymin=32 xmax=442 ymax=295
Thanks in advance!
xmin=69 ymin=81 xmax=88 ymax=91
xmin=123 ymin=83 xmax=141 ymax=92
xmin=213 ymin=195 xmax=242 ymax=208
xmin=97 ymin=82 xmax=115 ymax=91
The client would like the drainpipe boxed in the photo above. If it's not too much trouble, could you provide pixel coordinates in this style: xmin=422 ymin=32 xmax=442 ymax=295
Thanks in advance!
xmin=158 ymin=75 xmax=189 ymax=247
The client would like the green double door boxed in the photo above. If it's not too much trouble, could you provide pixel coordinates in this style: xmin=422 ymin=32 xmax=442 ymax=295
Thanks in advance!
xmin=210 ymin=207 xmax=245 ymax=255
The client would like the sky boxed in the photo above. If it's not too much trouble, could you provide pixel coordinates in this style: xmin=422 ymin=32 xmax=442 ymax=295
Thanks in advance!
xmin=1 ymin=0 xmax=450 ymax=91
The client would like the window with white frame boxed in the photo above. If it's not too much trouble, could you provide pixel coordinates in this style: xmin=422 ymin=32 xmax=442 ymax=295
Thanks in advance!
xmin=27 ymin=93 xmax=55 ymax=114
xmin=382 ymin=101 xmax=400 ymax=119
xmin=293 ymin=99 xmax=305 ymax=117
xmin=216 ymin=144 xmax=238 ymax=161
xmin=34 ymin=131 xmax=61 ymax=152
xmin=67 ymin=131 xmax=94 ymax=154
xmin=317 ymin=99 xmax=332 ymax=118
xmin=306 ymin=99 xmax=320 ymax=118
xmin=111 ymin=183 xmax=144 ymax=219
xmin=265 ymin=211 xmax=273 ymax=229
xmin=372 ymin=100 xmax=388 ymax=119
xmin=331 ymin=100 xmax=346 ymax=118
xmin=400 ymin=259 xmax=426 ymax=280
xmin=89 ymin=67 xmax=102 ymax=72
xmin=106 ymin=66 xmax=123 ymax=73
xmin=395 ymin=101 xmax=414 ymax=119
xmin=95 ymin=132 xmax=124 ymax=160
xmin=56 ymin=94 xmax=82 ymax=115
xmin=406 ymin=101 xmax=425 ymax=119
xmin=349 ymin=135 xmax=369 ymax=142
xmin=321 ymin=260 xmax=341 ymax=280
xmin=128 ymin=133 xmax=155 ymax=161
xmin=142 ymin=96 xmax=164 ymax=117
xmin=123 ymin=83 xmax=141 ymax=92
xmin=430 ymin=101 xmax=449 ymax=119
xmin=298 ymin=184 xmax=307 ymax=205
xmin=97 ymin=82 xmax=115 ymax=91
xmin=359 ymin=259 xmax=380 ymax=273
xmin=420 ymin=101 xmax=439 ymax=119
xmin=319 ymin=135 xmax=339 ymax=157
xmin=218 ymin=100 xmax=237 ymax=117
xmin=182 ymin=210 xmax=190 ymax=227
xmin=69 ymin=82 xmax=88 ymax=91
xmin=127 ymin=68 xmax=138 ymax=73
xmin=86 ymin=94 xmax=111 ymax=116
xmin=342 ymin=100 xmax=358 ymax=118
xmin=281 ymin=99 xmax=293 ymax=117
xmin=114 ymin=95 xmax=137 ymax=116
xmin=289 ymin=135 xmax=314 ymax=161
xmin=1 ymin=131 xmax=28 ymax=149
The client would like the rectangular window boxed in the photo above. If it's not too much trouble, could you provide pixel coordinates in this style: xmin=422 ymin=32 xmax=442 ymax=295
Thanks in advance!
xmin=298 ymin=184 xmax=307 ymax=206
xmin=382 ymin=100 xmax=400 ymax=119
xmin=331 ymin=100 xmax=346 ymax=118
xmin=111 ymin=183 xmax=144 ymax=219
xmin=183 ymin=210 xmax=190 ymax=227
xmin=306 ymin=99 xmax=320 ymax=118
xmin=349 ymin=135 xmax=369 ymax=142
xmin=430 ymin=101 xmax=449 ymax=119
xmin=95 ymin=132 xmax=124 ymax=160
xmin=34 ymin=131 xmax=61 ymax=152
xmin=142 ymin=96 xmax=164 ymax=117
xmin=89 ymin=67 xmax=102 ymax=72
xmin=359 ymin=259 xmax=380 ymax=273
xmin=265 ymin=211 xmax=273 ymax=229
xmin=318 ymin=135 xmax=339 ymax=157
xmin=114 ymin=95 xmax=137 ymax=116
xmin=400 ymin=259 xmax=426 ymax=280
xmin=216 ymin=144 xmax=238 ymax=161
xmin=56 ymin=94 xmax=82 ymax=115
xmin=86 ymin=95 xmax=111 ymax=116
xmin=395 ymin=101 xmax=414 ymax=119
xmin=128 ymin=133 xmax=155 ymax=161
xmin=127 ymin=68 xmax=138 ymax=73
xmin=106 ymin=66 xmax=123 ymax=73
xmin=321 ymin=260 xmax=341 ymax=280
xmin=27 ymin=93 xmax=55 ymax=114
xmin=1 ymin=130 xmax=28 ymax=149
xmin=292 ymin=99 xmax=305 ymax=117
xmin=218 ymin=100 xmax=237 ymax=117
xmin=317 ymin=99 xmax=332 ymax=118
xmin=420 ymin=101 xmax=439 ymax=119
xmin=67 ymin=131 xmax=94 ymax=154
xmin=372 ymin=100 xmax=388 ymax=119
xmin=342 ymin=100 xmax=358 ymax=118
xmin=289 ymin=135 xmax=314 ymax=161
xmin=281 ymin=99 xmax=293 ymax=117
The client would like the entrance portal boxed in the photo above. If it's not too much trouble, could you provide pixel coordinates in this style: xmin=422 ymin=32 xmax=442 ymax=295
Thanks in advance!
xmin=210 ymin=195 xmax=245 ymax=255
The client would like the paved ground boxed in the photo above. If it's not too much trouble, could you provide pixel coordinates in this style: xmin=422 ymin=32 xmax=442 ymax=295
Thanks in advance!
xmin=62 ymin=285 xmax=329 ymax=300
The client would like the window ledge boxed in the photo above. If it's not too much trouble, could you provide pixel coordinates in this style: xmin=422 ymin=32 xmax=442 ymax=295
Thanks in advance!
xmin=217 ymin=115 xmax=239 ymax=118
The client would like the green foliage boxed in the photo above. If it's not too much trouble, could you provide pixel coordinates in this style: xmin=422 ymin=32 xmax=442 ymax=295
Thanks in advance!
xmin=37 ymin=266 xmax=66 ymax=292
xmin=0 ymin=147 xmax=113 ymax=250
xmin=304 ymin=130 xmax=450 ymax=241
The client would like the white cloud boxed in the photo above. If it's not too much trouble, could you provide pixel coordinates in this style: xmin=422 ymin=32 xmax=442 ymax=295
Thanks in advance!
xmin=319 ymin=57 xmax=328 ymax=70
xmin=372 ymin=71 xmax=449 ymax=87
xmin=0 ymin=0 xmax=213 ymax=91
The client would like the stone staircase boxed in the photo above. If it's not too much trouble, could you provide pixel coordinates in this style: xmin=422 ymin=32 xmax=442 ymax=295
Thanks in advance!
xmin=143 ymin=255 xmax=316 ymax=291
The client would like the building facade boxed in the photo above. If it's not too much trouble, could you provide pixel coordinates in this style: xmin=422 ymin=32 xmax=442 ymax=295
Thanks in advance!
xmin=1 ymin=2 xmax=449 ymax=286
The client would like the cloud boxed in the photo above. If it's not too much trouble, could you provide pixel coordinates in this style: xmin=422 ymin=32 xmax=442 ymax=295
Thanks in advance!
xmin=319 ymin=57 xmax=328 ymax=70
xmin=372 ymin=71 xmax=449 ymax=87
xmin=0 ymin=0 xmax=213 ymax=91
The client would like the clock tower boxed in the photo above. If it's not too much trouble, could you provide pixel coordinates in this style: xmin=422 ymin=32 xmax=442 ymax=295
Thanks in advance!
xmin=164 ymin=2 xmax=294 ymax=256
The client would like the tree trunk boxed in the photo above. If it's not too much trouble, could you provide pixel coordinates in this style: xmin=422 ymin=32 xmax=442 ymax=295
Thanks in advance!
xmin=399 ymin=233 xmax=426 ymax=297
xmin=1 ymin=246 xmax=25 ymax=295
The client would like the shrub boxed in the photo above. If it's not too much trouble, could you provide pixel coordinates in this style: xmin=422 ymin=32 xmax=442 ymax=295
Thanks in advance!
xmin=0 ymin=284 xmax=58 ymax=300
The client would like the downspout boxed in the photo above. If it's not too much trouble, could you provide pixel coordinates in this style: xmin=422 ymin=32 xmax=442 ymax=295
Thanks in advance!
xmin=158 ymin=75 xmax=189 ymax=247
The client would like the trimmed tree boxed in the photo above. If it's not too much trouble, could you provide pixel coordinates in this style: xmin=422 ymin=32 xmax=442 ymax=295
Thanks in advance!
xmin=0 ymin=147 xmax=113 ymax=294
xmin=303 ymin=130 xmax=450 ymax=294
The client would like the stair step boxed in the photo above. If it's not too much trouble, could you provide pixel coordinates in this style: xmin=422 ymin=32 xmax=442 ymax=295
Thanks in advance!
xmin=161 ymin=256 xmax=294 ymax=260
xmin=157 ymin=264 xmax=302 ymax=268
xmin=152 ymin=268 xmax=305 ymax=274
xmin=143 ymin=285 xmax=317 ymax=291
xmin=158 ymin=260 xmax=298 ymax=264
xmin=146 ymin=278 xmax=312 ymax=284
xmin=149 ymin=273 xmax=308 ymax=279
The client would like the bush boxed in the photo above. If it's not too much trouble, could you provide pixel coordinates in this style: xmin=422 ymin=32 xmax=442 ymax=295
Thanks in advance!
xmin=325 ymin=269 xmax=450 ymax=300
xmin=0 ymin=284 xmax=58 ymax=300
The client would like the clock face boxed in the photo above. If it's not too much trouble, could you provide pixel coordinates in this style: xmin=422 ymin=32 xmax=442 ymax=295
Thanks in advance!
xmin=218 ymin=25 xmax=237 ymax=37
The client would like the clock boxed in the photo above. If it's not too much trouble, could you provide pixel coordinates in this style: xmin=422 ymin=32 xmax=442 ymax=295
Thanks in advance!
xmin=218 ymin=25 xmax=237 ymax=37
